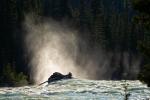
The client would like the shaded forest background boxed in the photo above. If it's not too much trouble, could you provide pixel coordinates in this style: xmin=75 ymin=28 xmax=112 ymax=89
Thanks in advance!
xmin=0 ymin=0 xmax=149 ymax=86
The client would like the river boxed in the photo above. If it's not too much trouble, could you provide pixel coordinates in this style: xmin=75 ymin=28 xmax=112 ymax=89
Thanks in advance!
xmin=0 ymin=79 xmax=150 ymax=100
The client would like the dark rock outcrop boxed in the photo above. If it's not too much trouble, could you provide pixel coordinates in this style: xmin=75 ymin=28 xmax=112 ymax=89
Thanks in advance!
xmin=39 ymin=72 xmax=72 ymax=85
xmin=48 ymin=72 xmax=72 ymax=83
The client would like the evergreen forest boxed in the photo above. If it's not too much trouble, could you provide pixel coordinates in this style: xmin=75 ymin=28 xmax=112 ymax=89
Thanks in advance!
xmin=0 ymin=0 xmax=150 ymax=86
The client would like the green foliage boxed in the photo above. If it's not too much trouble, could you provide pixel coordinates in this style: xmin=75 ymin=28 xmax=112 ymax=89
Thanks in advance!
xmin=138 ymin=42 xmax=150 ymax=60
xmin=137 ymin=42 xmax=150 ymax=86
xmin=0 ymin=0 xmax=43 ymax=86
xmin=138 ymin=64 xmax=150 ymax=86
xmin=132 ymin=0 xmax=150 ymax=14
xmin=132 ymin=0 xmax=150 ymax=86
xmin=1 ymin=63 xmax=28 ymax=86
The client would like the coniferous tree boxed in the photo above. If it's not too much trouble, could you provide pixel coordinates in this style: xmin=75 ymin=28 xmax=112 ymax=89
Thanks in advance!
xmin=132 ymin=0 xmax=150 ymax=86
xmin=91 ymin=0 xmax=106 ymax=49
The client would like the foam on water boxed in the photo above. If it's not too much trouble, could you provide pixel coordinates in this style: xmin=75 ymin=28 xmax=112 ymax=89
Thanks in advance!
xmin=0 ymin=79 xmax=150 ymax=100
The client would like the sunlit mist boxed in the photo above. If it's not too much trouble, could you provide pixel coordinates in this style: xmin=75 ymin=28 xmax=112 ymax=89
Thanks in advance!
xmin=23 ymin=15 xmax=141 ymax=84
xmin=23 ymin=16 xmax=89 ymax=84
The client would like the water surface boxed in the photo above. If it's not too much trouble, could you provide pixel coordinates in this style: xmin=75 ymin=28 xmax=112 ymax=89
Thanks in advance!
xmin=0 ymin=79 xmax=150 ymax=100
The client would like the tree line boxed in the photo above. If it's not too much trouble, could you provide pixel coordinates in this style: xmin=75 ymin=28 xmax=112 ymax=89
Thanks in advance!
xmin=0 ymin=0 xmax=149 ymax=86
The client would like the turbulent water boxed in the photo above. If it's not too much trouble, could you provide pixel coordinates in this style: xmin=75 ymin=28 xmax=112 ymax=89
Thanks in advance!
xmin=0 ymin=79 xmax=150 ymax=100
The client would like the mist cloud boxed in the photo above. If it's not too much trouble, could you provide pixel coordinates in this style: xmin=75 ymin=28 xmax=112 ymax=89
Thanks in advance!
xmin=24 ymin=15 xmax=88 ymax=83
xmin=23 ymin=15 xmax=141 ymax=84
